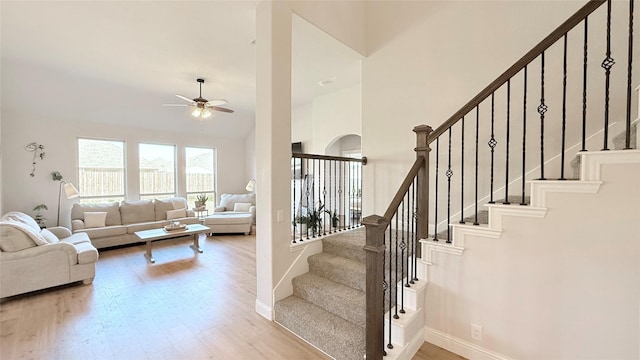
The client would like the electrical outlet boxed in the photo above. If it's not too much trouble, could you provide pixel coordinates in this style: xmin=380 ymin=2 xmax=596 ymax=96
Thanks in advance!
xmin=471 ymin=323 xmax=483 ymax=341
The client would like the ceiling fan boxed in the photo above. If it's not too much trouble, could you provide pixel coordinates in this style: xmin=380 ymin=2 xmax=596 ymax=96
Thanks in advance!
xmin=163 ymin=78 xmax=234 ymax=119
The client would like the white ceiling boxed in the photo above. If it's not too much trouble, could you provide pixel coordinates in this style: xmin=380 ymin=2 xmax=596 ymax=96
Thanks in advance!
xmin=1 ymin=1 xmax=362 ymax=139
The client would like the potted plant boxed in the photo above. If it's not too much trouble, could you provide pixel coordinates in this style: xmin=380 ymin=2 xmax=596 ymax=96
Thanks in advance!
xmin=294 ymin=201 xmax=326 ymax=236
xmin=32 ymin=204 xmax=48 ymax=228
xmin=326 ymin=208 xmax=340 ymax=229
xmin=195 ymin=193 xmax=208 ymax=209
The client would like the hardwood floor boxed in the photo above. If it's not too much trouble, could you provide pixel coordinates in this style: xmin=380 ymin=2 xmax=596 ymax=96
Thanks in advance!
xmin=0 ymin=233 xmax=463 ymax=359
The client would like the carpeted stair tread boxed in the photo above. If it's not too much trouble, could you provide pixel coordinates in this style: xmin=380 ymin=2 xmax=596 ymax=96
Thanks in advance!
xmin=274 ymin=296 xmax=365 ymax=360
xmin=293 ymin=272 xmax=366 ymax=327
xmin=321 ymin=228 xmax=366 ymax=263
xmin=308 ymin=252 xmax=366 ymax=291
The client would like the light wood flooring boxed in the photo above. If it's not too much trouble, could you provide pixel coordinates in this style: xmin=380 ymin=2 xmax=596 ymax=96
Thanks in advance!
xmin=0 ymin=233 xmax=463 ymax=359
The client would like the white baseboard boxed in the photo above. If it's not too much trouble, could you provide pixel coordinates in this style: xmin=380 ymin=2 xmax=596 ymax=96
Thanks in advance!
xmin=424 ymin=326 xmax=512 ymax=360
xmin=255 ymin=299 xmax=273 ymax=320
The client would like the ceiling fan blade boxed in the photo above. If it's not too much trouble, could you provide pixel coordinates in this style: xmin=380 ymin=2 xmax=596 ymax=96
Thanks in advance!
xmin=207 ymin=106 xmax=234 ymax=113
xmin=162 ymin=104 xmax=189 ymax=107
xmin=176 ymin=94 xmax=195 ymax=103
xmin=205 ymin=99 xmax=228 ymax=106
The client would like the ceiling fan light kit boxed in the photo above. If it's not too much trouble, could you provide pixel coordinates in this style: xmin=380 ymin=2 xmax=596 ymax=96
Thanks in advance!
xmin=163 ymin=78 xmax=234 ymax=120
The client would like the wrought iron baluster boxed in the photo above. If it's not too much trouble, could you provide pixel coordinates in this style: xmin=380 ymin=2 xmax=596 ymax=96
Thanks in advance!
xmin=601 ymin=0 xmax=614 ymax=151
xmin=399 ymin=198 xmax=406 ymax=314
xmin=446 ymin=128 xmax=453 ymax=243
xmin=460 ymin=116 xmax=465 ymax=224
xmin=538 ymin=52 xmax=548 ymax=180
xmin=474 ymin=105 xmax=480 ymax=225
xmin=413 ymin=173 xmax=419 ymax=282
xmin=561 ymin=34 xmax=568 ymax=180
xmin=292 ymin=156 xmax=297 ymax=243
xmin=434 ymin=138 xmax=440 ymax=240
xmin=382 ymin=231 xmax=388 ymax=356
xmin=393 ymin=214 xmax=399 ymax=319
xmin=408 ymin=181 xmax=415 ymax=286
xmin=489 ymin=92 xmax=496 ymax=204
xmin=323 ymin=160 xmax=327 ymax=235
xmin=387 ymin=225 xmax=394 ymax=350
xmin=582 ymin=17 xmax=589 ymax=152
xmin=625 ymin=0 xmax=635 ymax=149
xmin=521 ymin=66 xmax=528 ymax=206
xmin=505 ymin=80 xmax=511 ymax=203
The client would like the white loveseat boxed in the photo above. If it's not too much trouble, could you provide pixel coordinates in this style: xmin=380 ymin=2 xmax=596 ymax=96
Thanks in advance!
xmin=71 ymin=197 xmax=199 ymax=249
xmin=0 ymin=211 xmax=99 ymax=298
xmin=213 ymin=193 xmax=256 ymax=224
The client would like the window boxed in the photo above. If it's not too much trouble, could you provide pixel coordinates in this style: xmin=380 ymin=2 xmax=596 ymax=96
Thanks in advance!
xmin=78 ymin=138 xmax=125 ymax=204
xmin=185 ymin=147 xmax=216 ymax=208
xmin=139 ymin=143 xmax=176 ymax=199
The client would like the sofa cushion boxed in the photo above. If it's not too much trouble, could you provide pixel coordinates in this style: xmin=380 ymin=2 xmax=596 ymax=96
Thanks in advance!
xmin=84 ymin=211 xmax=107 ymax=228
xmin=219 ymin=194 xmax=256 ymax=210
xmin=71 ymin=202 xmax=121 ymax=226
xmin=76 ymin=225 xmax=127 ymax=239
xmin=0 ymin=223 xmax=38 ymax=251
xmin=154 ymin=198 xmax=175 ymax=221
xmin=40 ymin=229 xmax=60 ymax=244
xmin=120 ymin=200 xmax=155 ymax=225
xmin=166 ymin=208 xmax=186 ymax=220
xmin=126 ymin=221 xmax=164 ymax=234
xmin=233 ymin=202 xmax=252 ymax=212
xmin=61 ymin=232 xmax=92 ymax=246
xmin=1 ymin=211 xmax=41 ymax=232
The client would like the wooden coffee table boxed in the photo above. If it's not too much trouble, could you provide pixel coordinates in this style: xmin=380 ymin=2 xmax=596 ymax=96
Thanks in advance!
xmin=134 ymin=224 xmax=210 ymax=263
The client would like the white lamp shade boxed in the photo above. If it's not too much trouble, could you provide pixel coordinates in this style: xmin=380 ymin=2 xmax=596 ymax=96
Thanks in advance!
xmin=64 ymin=182 xmax=79 ymax=199
xmin=245 ymin=179 xmax=256 ymax=192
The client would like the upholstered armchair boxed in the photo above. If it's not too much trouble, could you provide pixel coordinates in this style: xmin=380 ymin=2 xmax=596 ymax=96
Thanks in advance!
xmin=214 ymin=193 xmax=256 ymax=223
xmin=0 ymin=212 xmax=98 ymax=298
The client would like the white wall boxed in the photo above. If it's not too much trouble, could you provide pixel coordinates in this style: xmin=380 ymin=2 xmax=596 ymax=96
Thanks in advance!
xmin=426 ymin=161 xmax=640 ymax=359
xmin=361 ymin=1 xmax=589 ymax=216
xmin=1 ymin=108 xmax=246 ymax=228
xmin=245 ymin=126 xmax=256 ymax=186
xmin=291 ymin=102 xmax=313 ymax=150
xmin=255 ymin=0 xmax=366 ymax=318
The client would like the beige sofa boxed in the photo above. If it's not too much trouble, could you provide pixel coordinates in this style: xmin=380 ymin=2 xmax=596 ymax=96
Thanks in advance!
xmin=214 ymin=193 xmax=256 ymax=224
xmin=0 ymin=211 xmax=98 ymax=298
xmin=71 ymin=197 xmax=199 ymax=249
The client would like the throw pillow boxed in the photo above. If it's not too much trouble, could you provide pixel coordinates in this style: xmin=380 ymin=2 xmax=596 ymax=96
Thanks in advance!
xmin=40 ymin=229 xmax=60 ymax=244
xmin=166 ymin=208 xmax=186 ymax=220
xmin=233 ymin=202 xmax=252 ymax=212
xmin=84 ymin=212 xmax=107 ymax=229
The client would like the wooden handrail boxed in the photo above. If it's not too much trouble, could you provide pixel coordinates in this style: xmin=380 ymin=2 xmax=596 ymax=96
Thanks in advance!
xmin=382 ymin=157 xmax=424 ymax=220
xmin=293 ymin=152 xmax=367 ymax=164
xmin=428 ymin=0 xmax=606 ymax=143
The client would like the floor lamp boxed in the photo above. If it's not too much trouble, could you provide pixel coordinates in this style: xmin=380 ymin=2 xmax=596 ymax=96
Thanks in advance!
xmin=57 ymin=181 xmax=79 ymax=226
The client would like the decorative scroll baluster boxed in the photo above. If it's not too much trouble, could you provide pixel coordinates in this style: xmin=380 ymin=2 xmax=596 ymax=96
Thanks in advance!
xmin=582 ymin=17 xmax=589 ymax=152
xmin=474 ymin=105 xmax=480 ymax=226
xmin=488 ymin=93 xmax=496 ymax=204
xmin=446 ymin=128 xmax=453 ymax=243
xmin=625 ymin=0 xmax=635 ymax=149
xmin=293 ymin=156 xmax=297 ymax=244
xmin=323 ymin=160 xmax=327 ymax=235
xmin=521 ymin=66 xmax=528 ymax=206
xmin=387 ymin=225 xmax=393 ymax=350
xmin=561 ymin=34 xmax=568 ymax=180
xmin=399 ymin=198 xmax=406 ymax=314
xmin=434 ymin=138 xmax=440 ymax=240
xmin=408 ymin=182 xmax=415 ymax=286
xmin=602 ymin=0 xmax=615 ymax=151
xmin=413 ymin=174 xmax=419 ymax=282
xmin=393 ymin=214 xmax=399 ymax=320
xmin=538 ymin=52 xmax=548 ymax=180
xmin=460 ymin=116 xmax=465 ymax=224
xmin=504 ymin=80 xmax=511 ymax=204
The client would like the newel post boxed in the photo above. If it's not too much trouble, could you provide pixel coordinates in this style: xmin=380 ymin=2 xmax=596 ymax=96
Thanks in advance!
xmin=362 ymin=214 xmax=389 ymax=360
xmin=413 ymin=125 xmax=433 ymax=242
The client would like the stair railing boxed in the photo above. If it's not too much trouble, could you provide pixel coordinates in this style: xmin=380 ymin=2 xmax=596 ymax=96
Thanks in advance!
xmin=291 ymin=152 xmax=366 ymax=243
xmin=364 ymin=0 xmax=635 ymax=358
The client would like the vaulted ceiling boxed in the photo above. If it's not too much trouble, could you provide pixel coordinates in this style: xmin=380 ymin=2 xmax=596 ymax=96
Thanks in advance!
xmin=1 ymin=1 xmax=362 ymax=139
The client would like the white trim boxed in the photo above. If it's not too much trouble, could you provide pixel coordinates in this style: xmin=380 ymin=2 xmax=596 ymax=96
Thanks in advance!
xmin=383 ymin=325 xmax=427 ymax=360
xmin=255 ymin=299 xmax=273 ymax=320
xmin=580 ymin=150 xmax=640 ymax=181
xmin=528 ymin=180 xmax=601 ymax=208
xmin=420 ymin=239 xmax=465 ymax=265
xmin=424 ymin=326 xmax=513 ymax=360
xmin=485 ymin=203 xmax=547 ymax=230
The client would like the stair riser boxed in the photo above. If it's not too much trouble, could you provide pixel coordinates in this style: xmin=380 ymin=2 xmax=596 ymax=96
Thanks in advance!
xmin=385 ymin=307 xmax=425 ymax=348
xmin=308 ymin=254 xmax=366 ymax=291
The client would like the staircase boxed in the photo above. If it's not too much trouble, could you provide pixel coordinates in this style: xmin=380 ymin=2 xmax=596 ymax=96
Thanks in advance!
xmin=275 ymin=228 xmax=427 ymax=360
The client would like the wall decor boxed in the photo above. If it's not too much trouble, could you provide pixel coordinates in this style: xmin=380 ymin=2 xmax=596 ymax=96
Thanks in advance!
xmin=25 ymin=142 xmax=45 ymax=177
